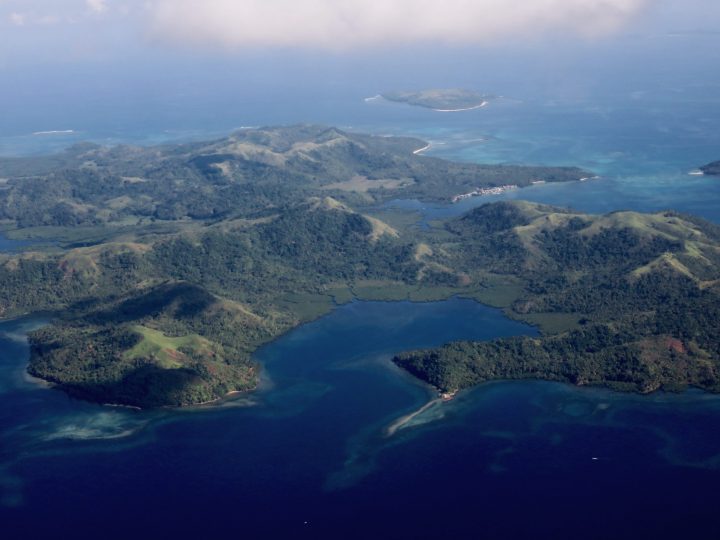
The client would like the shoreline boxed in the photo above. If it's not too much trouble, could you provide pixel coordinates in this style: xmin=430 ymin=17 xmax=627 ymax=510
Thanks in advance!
xmin=384 ymin=390 xmax=457 ymax=437
xmin=413 ymin=143 xmax=432 ymax=155
xmin=175 ymin=389 xmax=253 ymax=410
xmin=369 ymin=95 xmax=489 ymax=112
xmin=451 ymin=184 xmax=518 ymax=203
xmin=385 ymin=397 xmax=442 ymax=437
xmin=32 ymin=130 xmax=75 ymax=136
xmin=431 ymin=101 xmax=488 ymax=113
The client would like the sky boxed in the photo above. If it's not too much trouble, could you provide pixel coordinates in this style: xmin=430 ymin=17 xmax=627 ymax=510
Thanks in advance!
xmin=1 ymin=0 xmax=719 ymax=142
xmin=2 ymin=0 xmax=718 ymax=60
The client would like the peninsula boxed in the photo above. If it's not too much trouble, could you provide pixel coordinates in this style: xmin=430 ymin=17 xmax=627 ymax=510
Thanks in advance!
xmin=394 ymin=201 xmax=720 ymax=396
xmin=700 ymin=160 xmax=720 ymax=175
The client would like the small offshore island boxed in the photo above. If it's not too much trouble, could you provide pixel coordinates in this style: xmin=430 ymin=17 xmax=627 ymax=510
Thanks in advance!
xmin=1 ymin=126 xmax=719 ymax=408
xmin=379 ymin=89 xmax=494 ymax=112
xmin=700 ymin=160 xmax=720 ymax=175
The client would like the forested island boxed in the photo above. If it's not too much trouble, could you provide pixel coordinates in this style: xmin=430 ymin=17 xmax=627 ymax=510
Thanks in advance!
xmin=700 ymin=160 xmax=720 ymax=175
xmin=394 ymin=201 xmax=720 ymax=395
xmin=1 ymin=125 xmax=718 ymax=407
xmin=380 ymin=89 xmax=494 ymax=111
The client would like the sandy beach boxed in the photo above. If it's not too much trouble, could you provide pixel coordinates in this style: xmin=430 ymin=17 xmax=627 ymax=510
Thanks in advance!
xmin=385 ymin=397 xmax=442 ymax=437
xmin=32 ymin=130 xmax=75 ymax=136
xmin=413 ymin=143 xmax=432 ymax=155
xmin=432 ymin=101 xmax=488 ymax=112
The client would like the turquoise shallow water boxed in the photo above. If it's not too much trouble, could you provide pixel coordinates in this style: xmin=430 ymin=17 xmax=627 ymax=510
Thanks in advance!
xmin=375 ymin=95 xmax=720 ymax=222
xmin=5 ymin=89 xmax=717 ymax=220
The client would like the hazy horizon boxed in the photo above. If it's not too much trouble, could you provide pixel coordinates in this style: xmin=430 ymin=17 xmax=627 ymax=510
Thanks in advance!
xmin=1 ymin=1 xmax=719 ymax=150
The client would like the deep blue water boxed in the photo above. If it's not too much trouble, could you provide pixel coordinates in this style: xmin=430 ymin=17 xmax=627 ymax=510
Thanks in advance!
xmin=0 ymin=300 xmax=541 ymax=538
xmin=2 ymin=76 xmax=720 ymax=538
xmin=3 ymin=301 xmax=720 ymax=539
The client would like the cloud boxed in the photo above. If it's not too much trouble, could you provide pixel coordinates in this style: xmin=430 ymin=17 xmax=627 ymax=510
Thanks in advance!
xmin=148 ymin=0 xmax=650 ymax=49
xmin=8 ymin=12 xmax=25 ymax=26
xmin=86 ymin=0 xmax=108 ymax=14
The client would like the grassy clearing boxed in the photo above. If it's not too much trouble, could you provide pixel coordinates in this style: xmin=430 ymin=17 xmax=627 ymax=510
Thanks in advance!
xmin=324 ymin=285 xmax=354 ymax=305
xmin=322 ymin=176 xmax=414 ymax=193
xmin=365 ymin=216 xmax=400 ymax=241
xmin=518 ymin=312 xmax=585 ymax=334
xmin=581 ymin=212 xmax=705 ymax=242
xmin=275 ymin=292 xmax=335 ymax=322
xmin=4 ymin=219 xmax=200 ymax=248
xmin=6 ymin=224 xmax=123 ymax=245
xmin=124 ymin=326 xmax=212 ymax=368
xmin=352 ymin=281 xmax=415 ymax=301
xmin=410 ymin=286 xmax=480 ymax=302
xmin=465 ymin=274 xmax=526 ymax=308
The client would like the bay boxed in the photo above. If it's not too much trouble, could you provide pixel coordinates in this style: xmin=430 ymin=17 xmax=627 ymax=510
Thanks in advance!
xmin=1 ymin=78 xmax=720 ymax=538
xmin=2 ymin=300 xmax=720 ymax=539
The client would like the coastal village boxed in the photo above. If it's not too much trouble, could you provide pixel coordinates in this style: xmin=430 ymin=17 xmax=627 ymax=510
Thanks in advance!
xmin=451 ymin=184 xmax=519 ymax=203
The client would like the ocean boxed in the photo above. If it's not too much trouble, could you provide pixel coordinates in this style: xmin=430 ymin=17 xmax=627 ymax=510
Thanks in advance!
xmin=1 ymin=74 xmax=720 ymax=538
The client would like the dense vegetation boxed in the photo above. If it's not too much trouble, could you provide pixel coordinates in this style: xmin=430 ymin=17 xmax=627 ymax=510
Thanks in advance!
xmin=28 ymin=283 xmax=266 ymax=407
xmin=0 ymin=125 xmax=586 ymax=228
xmin=381 ymin=89 xmax=493 ymax=110
xmin=1 ymin=197 xmax=432 ymax=407
xmin=700 ymin=160 xmax=720 ymax=175
xmin=394 ymin=202 xmax=720 ymax=395
xmin=2 ymin=126 xmax=717 ymax=408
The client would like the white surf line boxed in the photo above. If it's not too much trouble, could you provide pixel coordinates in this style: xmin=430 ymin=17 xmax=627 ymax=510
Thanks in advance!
xmin=432 ymin=101 xmax=488 ymax=113
xmin=33 ymin=130 xmax=75 ymax=135
xmin=688 ymin=170 xmax=705 ymax=176
xmin=364 ymin=94 xmax=382 ymax=102
xmin=413 ymin=143 xmax=432 ymax=155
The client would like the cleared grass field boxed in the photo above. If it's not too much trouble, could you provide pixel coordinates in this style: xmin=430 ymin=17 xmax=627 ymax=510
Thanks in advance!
xmin=124 ymin=326 xmax=213 ymax=368
xmin=518 ymin=312 xmax=585 ymax=334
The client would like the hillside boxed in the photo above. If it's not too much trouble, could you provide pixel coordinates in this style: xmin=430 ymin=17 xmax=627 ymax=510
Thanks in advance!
xmin=4 ymin=197 xmax=720 ymax=407
xmin=0 ymin=125 xmax=587 ymax=229
xmin=1 ymin=199 xmax=428 ymax=407
xmin=28 ymin=282 xmax=268 ymax=407
xmin=394 ymin=201 xmax=720 ymax=395
xmin=3 ymin=127 xmax=716 ymax=409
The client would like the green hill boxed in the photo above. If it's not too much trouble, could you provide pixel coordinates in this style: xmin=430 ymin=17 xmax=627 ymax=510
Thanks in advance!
xmin=2 ymin=200 xmax=425 ymax=407
xmin=394 ymin=201 xmax=720 ymax=395
xmin=0 ymin=125 xmax=587 ymax=230
xmin=2 ymin=127 xmax=717 ymax=408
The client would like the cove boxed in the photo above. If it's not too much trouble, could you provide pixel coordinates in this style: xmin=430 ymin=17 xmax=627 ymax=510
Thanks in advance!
xmin=3 ymin=303 xmax=720 ymax=540
xmin=0 ymin=298 xmax=538 ymax=537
